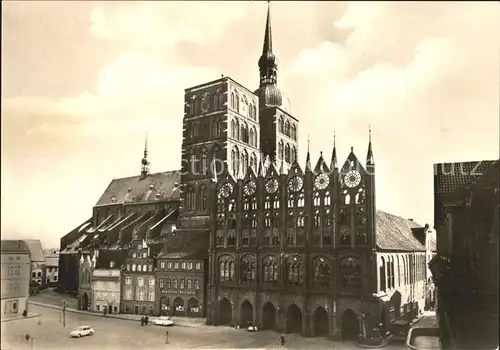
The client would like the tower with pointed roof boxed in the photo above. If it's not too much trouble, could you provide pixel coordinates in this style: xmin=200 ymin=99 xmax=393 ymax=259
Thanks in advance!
xmin=254 ymin=1 xmax=299 ymax=170
xmin=140 ymin=133 xmax=150 ymax=180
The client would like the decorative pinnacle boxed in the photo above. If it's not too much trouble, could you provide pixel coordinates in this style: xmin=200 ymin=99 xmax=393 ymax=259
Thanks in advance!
xmin=369 ymin=124 xmax=372 ymax=143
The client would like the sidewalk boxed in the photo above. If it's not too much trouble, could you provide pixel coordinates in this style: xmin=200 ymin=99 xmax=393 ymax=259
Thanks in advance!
xmin=28 ymin=301 xmax=206 ymax=328
xmin=1 ymin=312 xmax=41 ymax=323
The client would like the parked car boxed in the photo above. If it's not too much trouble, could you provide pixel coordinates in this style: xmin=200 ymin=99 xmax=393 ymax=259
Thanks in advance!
xmin=70 ymin=325 xmax=94 ymax=338
xmin=247 ymin=325 xmax=259 ymax=332
xmin=152 ymin=316 xmax=175 ymax=327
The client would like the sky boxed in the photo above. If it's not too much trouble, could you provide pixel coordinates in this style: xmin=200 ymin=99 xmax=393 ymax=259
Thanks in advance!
xmin=1 ymin=1 xmax=499 ymax=249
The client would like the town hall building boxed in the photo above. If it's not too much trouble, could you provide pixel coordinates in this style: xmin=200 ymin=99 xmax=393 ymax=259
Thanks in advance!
xmin=58 ymin=2 xmax=429 ymax=346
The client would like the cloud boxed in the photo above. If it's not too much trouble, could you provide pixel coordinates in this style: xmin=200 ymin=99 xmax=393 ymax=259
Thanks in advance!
xmin=1 ymin=1 xmax=499 ymax=248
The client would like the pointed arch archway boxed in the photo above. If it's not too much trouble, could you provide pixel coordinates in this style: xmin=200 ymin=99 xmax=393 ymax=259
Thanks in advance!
xmin=219 ymin=298 xmax=232 ymax=326
xmin=240 ymin=300 xmax=253 ymax=327
xmin=341 ymin=308 xmax=359 ymax=341
xmin=313 ymin=306 xmax=329 ymax=336
xmin=262 ymin=302 xmax=276 ymax=330
xmin=174 ymin=297 xmax=185 ymax=316
xmin=81 ymin=293 xmax=89 ymax=311
xmin=286 ymin=304 xmax=302 ymax=334
xmin=391 ymin=290 xmax=402 ymax=318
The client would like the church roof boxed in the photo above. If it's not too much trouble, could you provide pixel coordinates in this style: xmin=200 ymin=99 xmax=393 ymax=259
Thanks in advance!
xmin=376 ymin=210 xmax=426 ymax=251
xmin=95 ymin=170 xmax=181 ymax=206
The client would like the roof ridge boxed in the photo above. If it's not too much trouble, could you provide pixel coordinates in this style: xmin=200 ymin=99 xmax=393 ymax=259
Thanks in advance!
xmin=110 ymin=169 xmax=181 ymax=182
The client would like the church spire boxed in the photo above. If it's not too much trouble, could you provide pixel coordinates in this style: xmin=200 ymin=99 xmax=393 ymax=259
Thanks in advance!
xmin=254 ymin=1 xmax=283 ymax=108
xmin=140 ymin=133 xmax=150 ymax=179
xmin=305 ymin=136 xmax=312 ymax=172
xmin=262 ymin=1 xmax=273 ymax=57
xmin=367 ymin=125 xmax=374 ymax=165
xmin=331 ymin=131 xmax=338 ymax=170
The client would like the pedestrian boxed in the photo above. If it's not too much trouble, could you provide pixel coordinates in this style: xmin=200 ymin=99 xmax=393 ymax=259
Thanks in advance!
xmin=280 ymin=335 xmax=285 ymax=347
xmin=141 ymin=316 xmax=144 ymax=326
xmin=165 ymin=330 xmax=169 ymax=344
xmin=145 ymin=315 xmax=149 ymax=325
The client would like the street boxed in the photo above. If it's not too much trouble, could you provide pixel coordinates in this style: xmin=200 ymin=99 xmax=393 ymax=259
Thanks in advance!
xmin=1 ymin=304 xmax=410 ymax=349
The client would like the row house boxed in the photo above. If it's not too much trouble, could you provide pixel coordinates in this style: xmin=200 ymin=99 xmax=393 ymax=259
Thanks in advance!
xmin=431 ymin=160 xmax=499 ymax=349
xmin=156 ymin=230 xmax=208 ymax=317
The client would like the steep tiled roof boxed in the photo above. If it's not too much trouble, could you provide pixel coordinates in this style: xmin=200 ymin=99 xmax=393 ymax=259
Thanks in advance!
xmin=443 ymin=160 xmax=499 ymax=204
xmin=45 ymin=255 xmax=59 ymax=267
xmin=1 ymin=240 xmax=30 ymax=254
xmin=95 ymin=250 xmax=128 ymax=269
xmin=376 ymin=210 xmax=426 ymax=251
xmin=23 ymin=239 xmax=45 ymax=262
xmin=434 ymin=160 xmax=496 ymax=196
xmin=158 ymin=229 xmax=210 ymax=259
xmin=95 ymin=170 xmax=181 ymax=206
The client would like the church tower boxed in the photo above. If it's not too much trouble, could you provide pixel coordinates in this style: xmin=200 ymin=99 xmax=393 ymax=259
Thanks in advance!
xmin=254 ymin=2 xmax=299 ymax=171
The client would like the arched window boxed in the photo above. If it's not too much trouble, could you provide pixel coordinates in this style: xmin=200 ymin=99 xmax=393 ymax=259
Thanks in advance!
xmin=386 ymin=256 xmax=391 ymax=289
xmin=313 ymin=257 xmax=331 ymax=288
xmin=252 ymin=105 xmax=257 ymax=120
xmin=235 ymin=119 xmax=240 ymax=140
xmin=214 ymin=92 xmax=219 ymax=110
xmin=297 ymin=192 xmax=305 ymax=207
xmin=250 ymin=153 xmax=257 ymax=171
xmin=219 ymin=91 xmax=224 ymax=108
xmin=391 ymin=256 xmax=395 ymax=288
xmin=291 ymin=147 xmax=297 ymax=163
xmin=249 ymin=128 xmax=255 ymax=147
xmin=242 ymin=150 xmax=248 ymax=176
xmin=279 ymin=116 xmax=284 ymax=133
xmin=380 ymin=257 xmax=386 ymax=291
xmin=291 ymin=124 xmax=297 ymax=140
xmin=241 ymin=255 xmax=256 ymax=284
xmin=314 ymin=210 xmax=321 ymax=227
xmin=264 ymin=212 xmax=271 ymax=227
xmin=199 ymin=186 xmax=208 ymax=210
xmin=235 ymin=91 xmax=240 ymax=112
xmin=287 ymin=256 xmax=303 ymax=286
xmin=251 ymin=213 xmax=257 ymax=228
xmin=200 ymin=148 xmax=208 ymax=176
xmin=324 ymin=191 xmax=331 ymax=206
xmin=397 ymin=256 xmax=401 ymax=287
xmin=231 ymin=119 xmax=236 ymax=139
xmin=193 ymin=98 xmax=199 ymax=115
xmin=278 ymin=141 xmax=284 ymax=160
xmin=230 ymin=92 xmax=235 ymax=109
xmin=402 ymin=256 xmax=407 ymax=285
xmin=340 ymin=256 xmax=362 ymax=292
xmin=313 ymin=192 xmax=321 ymax=206
xmin=285 ymin=120 xmax=291 ymax=136
xmin=232 ymin=146 xmax=239 ymax=177
xmin=138 ymin=265 xmax=142 ymax=272
xmin=285 ymin=143 xmax=291 ymax=163
xmin=296 ymin=214 xmax=305 ymax=227
xmin=262 ymin=256 xmax=278 ymax=283
xmin=241 ymin=122 xmax=249 ymax=143
xmin=219 ymin=256 xmax=235 ymax=282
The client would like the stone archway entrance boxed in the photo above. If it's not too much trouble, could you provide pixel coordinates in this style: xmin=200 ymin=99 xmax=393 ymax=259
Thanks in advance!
xmin=219 ymin=298 xmax=232 ymax=326
xmin=391 ymin=291 xmax=402 ymax=318
xmin=262 ymin=302 xmax=276 ymax=330
xmin=313 ymin=306 xmax=329 ymax=336
xmin=341 ymin=308 xmax=359 ymax=341
xmin=286 ymin=304 xmax=302 ymax=334
xmin=81 ymin=293 xmax=89 ymax=311
xmin=240 ymin=300 xmax=253 ymax=327
xmin=174 ymin=297 xmax=185 ymax=316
